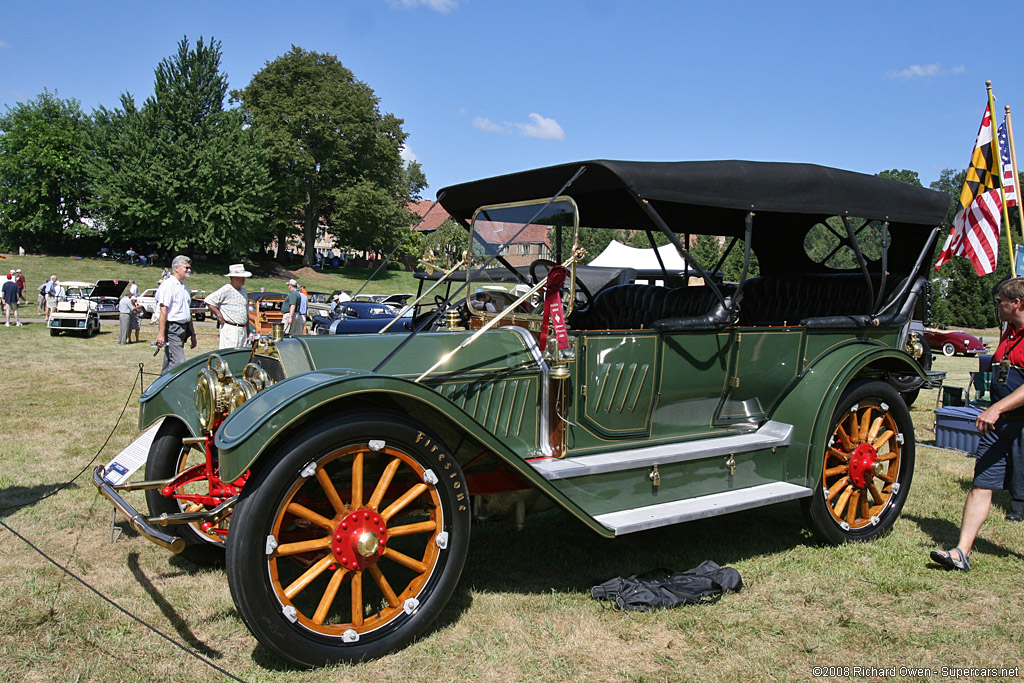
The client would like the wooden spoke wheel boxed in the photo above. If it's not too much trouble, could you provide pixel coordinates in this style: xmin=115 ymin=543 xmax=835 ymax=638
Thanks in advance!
xmin=226 ymin=413 xmax=470 ymax=668
xmin=144 ymin=420 xmax=227 ymax=566
xmin=806 ymin=380 xmax=915 ymax=544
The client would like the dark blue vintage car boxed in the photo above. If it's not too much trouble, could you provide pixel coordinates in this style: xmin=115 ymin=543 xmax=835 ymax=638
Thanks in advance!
xmin=310 ymin=300 xmax=412 ymax=335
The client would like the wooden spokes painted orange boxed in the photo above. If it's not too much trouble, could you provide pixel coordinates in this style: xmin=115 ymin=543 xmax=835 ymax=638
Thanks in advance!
xmin=823 ymin=401 xmax=902 ymax=530
xmin=267 ymin=443 xmax=443 ymax=636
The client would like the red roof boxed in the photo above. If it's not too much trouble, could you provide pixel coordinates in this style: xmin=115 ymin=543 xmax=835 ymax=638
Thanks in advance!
xmin=408 ymin=200 xmax=451 ymax=232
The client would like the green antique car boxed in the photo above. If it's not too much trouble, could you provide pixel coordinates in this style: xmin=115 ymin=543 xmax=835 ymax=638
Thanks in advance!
xmin=94 ymin=159 xmax=950 ymax=668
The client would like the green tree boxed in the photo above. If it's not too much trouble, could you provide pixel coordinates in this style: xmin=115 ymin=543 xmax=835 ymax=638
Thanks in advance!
xmin=877 ymin=169 xmax=922 ymax=187
xmin=88 ymin=37 xmax=275 ymax=256
xmin=233 ymin=47 xmax=414 ymax=267
xmin=0 ymin=91 xmax=93 ymax=252
xmin=424 ymin=219 xmax=470 ymax=268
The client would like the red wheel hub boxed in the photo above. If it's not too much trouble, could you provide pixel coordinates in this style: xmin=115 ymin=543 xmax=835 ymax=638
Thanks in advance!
xmin=848 ymin=443 xmax=879 ymax=488
xmin=332 ymin=509 xmax=388 ymax=571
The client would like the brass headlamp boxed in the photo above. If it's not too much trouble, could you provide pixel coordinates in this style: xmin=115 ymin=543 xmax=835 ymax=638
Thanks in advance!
xmin=194 ymin=354 xmax=274 ymax=432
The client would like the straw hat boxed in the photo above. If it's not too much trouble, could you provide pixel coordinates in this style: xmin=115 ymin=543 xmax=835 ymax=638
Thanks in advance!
xmin=225 ymin=264 xmax=252 ymax=278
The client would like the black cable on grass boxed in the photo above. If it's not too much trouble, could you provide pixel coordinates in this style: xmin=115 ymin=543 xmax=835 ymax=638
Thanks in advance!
xmin=0 ymin=364 xmax=144 ymax=513
xmin=0 ymin=517 xmax=247 ymax=683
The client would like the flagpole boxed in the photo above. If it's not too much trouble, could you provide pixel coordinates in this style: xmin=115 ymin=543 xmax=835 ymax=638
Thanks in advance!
xmin=1006 ymin=105 xmax=1024 ymax=244
xmin=989 ymin=81 xmax=1016 ymax=276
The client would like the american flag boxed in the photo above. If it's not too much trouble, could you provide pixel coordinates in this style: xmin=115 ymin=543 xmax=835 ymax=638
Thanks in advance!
xmin=935 ymin=104 xmax=1003 ymax=276
xmin=998 ymin=118 xmax=1018 ymax=207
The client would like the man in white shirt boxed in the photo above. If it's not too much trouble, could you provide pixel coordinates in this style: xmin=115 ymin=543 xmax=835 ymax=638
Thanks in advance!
xmin=44 ymin=275 xmax=63 ymax=323
xmin=155 ymin=255 xmax=197 ymax=373
xmin=205 ymin=264 xmax=251 ymax=349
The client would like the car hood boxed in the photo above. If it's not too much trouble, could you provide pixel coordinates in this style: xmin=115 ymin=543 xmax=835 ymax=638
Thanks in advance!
xmin=92 ymin=279 xmax=129 ymax=298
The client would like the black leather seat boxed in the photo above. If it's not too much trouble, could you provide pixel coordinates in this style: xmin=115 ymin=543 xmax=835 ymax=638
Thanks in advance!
xmin=573 ymin=283 xmax=733 ymax=330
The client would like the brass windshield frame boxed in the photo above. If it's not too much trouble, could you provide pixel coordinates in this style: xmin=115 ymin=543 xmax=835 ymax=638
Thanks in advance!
xmin=466 ymin=196 xmax=580 ymax=323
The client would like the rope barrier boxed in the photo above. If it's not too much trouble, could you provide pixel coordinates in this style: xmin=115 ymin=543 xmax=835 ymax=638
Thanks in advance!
xmin=0 ymin=362 xmax=249 ymax=681
xmin=0 ymin=518 xmax=247 ymax=682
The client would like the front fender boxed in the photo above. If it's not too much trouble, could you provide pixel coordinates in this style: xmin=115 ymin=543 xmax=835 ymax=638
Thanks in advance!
xmin=770 ymin=344 xmax=922 ymax=488
xmin=216 ymin=372 xmax=521 ymax=482
xmin=213 ymin=371 xmax=617 ymax=536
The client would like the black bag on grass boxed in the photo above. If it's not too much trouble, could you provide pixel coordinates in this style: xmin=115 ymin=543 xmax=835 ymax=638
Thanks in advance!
xmin=590 ymin=560 xmax=742 ymax=611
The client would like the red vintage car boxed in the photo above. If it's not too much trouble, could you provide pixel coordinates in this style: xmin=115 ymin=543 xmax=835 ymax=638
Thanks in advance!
xmin=923 ymin=328 xmax=988 ymax=357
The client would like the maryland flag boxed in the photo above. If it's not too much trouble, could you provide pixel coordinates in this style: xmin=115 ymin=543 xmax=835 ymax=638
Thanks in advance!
xmin=934 ymin=103 xmax=1004 ymax=276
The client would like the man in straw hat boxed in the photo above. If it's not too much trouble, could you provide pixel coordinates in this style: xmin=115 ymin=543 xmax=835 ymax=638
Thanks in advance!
xmin=205 ymin=263 xmax=252 ymax=349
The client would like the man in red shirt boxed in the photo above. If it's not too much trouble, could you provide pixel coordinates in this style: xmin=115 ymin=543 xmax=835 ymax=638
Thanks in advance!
xmin=931 ymin=277 xmax=1024 ymax=571
xmin=14 ymin=269 xmax=26 ymax=303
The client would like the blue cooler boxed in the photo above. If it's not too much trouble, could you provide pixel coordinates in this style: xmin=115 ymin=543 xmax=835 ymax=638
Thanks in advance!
xmin=934 ymin=405 xmax=983 ymax=453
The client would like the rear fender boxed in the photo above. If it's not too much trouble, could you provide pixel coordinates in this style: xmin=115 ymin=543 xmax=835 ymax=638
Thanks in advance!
xmin=770 ymin=346 xmax=921 ymax=488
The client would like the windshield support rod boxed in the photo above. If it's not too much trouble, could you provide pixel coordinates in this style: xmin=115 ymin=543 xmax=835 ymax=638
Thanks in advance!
xmin=632 ymin=194 xmax=726 ymax=308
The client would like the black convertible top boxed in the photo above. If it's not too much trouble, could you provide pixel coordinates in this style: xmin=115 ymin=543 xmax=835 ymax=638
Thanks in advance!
xmin=438 ymin=160 xmax=950 ymax=229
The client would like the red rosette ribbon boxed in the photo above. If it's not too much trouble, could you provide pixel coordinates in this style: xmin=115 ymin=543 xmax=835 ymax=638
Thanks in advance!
xmin=539 ymin=265 xmax=571 ymax=351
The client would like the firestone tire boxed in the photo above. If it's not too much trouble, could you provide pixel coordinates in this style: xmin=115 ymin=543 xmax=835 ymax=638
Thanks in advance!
xmin=806 ymin=380 xmax=915 ymax=544
xmin=226 ymin=413 xmax=471 ymax=668
xmin=144 ymin=419 xmax=226 ymax=567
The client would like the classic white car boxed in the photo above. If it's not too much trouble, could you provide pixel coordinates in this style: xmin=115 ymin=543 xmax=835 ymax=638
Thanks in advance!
xmin=136 ymin=288 xmax=159 ymax=318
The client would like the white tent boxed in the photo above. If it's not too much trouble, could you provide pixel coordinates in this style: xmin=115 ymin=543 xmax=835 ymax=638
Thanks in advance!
xmin=587 ymin=240 xmax=688 ymax=270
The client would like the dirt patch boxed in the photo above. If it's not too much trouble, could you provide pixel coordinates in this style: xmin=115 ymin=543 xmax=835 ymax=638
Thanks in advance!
xmin=252 ymin=260 xmax=297 ymax=280
xmin=293 ymin=266 xmax=329 ymax=280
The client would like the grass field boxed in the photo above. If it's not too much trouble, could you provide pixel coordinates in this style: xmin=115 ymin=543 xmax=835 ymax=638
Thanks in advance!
xmin=1 ymin=259 xmax=1022 ymax=681
xmin=0 ymin=252 xmax=422 ymax=302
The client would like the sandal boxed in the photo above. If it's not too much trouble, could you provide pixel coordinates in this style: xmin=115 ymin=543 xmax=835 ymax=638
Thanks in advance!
xmin=930 ymin=547 xmax=971 ymax=571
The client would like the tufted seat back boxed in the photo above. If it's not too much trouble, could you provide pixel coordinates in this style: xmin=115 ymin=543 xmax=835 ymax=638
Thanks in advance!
xmin=576 ymin=283 xmax=734 ymax=330
xmin=737 ymin=273 xmax=901 ymax=327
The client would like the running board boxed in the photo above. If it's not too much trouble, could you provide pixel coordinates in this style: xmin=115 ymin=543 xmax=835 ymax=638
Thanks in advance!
xmin=530 ymin=420 xmax=793 ymax=481
xmin=595 ymin=482 xmax=813 ymax=535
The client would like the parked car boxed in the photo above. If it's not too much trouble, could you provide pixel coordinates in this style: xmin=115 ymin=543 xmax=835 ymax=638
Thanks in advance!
xmin=90 ymin=279 xmax=129 ymax=318
xmin=136 ymin=288 xmax=159 ymax=318
xmin=96 ymin=159 xmax=949 ymax=667
xmin=189 ymin=290 xmax=207 ymax=321
xmin=247 ymin=291 xmax=286 ymax=336
xmin=310 ymin=300 xmax=413 ymax=335
xmin=924 ymin=328 xmax=988 ymax=357
xmin=305 ymin=291 xmax=334 ymax=318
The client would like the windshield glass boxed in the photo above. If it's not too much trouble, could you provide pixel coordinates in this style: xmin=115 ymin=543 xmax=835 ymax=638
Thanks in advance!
xmin=466 ymin=197 xmax=578 ymax=316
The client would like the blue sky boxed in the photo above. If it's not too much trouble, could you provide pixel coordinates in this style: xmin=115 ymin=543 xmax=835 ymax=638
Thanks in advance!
xmin=2 ymin=0 xmax=1022 ymax=197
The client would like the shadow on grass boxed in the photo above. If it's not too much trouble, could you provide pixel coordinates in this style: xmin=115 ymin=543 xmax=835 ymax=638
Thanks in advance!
xmin=0 ymin=481 xmax=80 ymax=517
xmin=903 ymin=513 xmax=1024 ymax=562
xmin=460 ymin=501 xmax=811 ymax=596
xmin=126 ymin=552 xmax=223 ymax=659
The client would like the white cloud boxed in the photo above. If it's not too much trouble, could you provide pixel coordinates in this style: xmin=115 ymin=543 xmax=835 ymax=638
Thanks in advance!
xmin=886 ymin=63 xmax=965 ymax=79
xmin=510 ymin=113 xmax=565 ymax=140
xmin=472 ymin=117 xmax=511 ymax=134
xmin=0 ymin=40 xmax=12 ymax=49
xmin=388 ymin=0 xmax=459 ymax=13
xmin=472 ymin=113 xmax=565 ymax=140
xmin=400 ymin=144 xmax=418 ymax=163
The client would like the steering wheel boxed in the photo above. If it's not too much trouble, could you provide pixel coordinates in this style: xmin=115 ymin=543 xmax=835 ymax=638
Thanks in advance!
xmin=529 ymin=259 xmax=592 ymax=313
xmin=428 ymin=293 xmax=469 ymax=329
